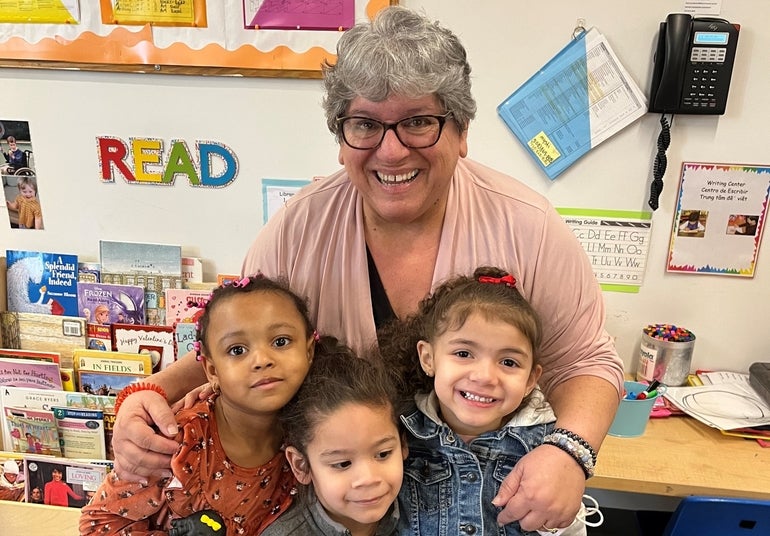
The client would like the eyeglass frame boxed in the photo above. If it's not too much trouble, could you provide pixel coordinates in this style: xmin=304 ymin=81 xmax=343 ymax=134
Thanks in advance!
xmin=335 ymin=112 xmax=454 ymax=150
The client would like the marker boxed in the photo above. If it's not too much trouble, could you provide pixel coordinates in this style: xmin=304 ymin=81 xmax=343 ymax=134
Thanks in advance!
xmin=639 ymin=389 xmax=658 ymax=400
xmin=646 ymin=380 xmax=661 ymax=393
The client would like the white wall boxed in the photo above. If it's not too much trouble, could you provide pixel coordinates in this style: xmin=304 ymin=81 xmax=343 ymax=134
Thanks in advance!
xmin=2 ymin=1 xmax=768 ymax=375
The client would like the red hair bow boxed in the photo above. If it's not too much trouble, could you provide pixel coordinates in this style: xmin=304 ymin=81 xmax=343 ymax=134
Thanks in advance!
xmin=477 ymin=274 xmax=516 ymax=288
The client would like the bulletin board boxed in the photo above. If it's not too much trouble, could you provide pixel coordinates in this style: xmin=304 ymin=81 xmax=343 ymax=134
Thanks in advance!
xmin=0 ymin=0 xmax=396 ymax=78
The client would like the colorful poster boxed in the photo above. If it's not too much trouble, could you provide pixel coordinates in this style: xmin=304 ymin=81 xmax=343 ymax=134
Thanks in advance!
xmin=0 ymin=0 xmax=79 ymax=24
xmin=667 ymin=162 xmax=770 ymax=277
xmin=244 ymin=0 xmax=354 ymax=30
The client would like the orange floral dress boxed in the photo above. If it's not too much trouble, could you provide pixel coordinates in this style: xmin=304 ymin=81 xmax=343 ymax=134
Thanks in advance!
xmin=80 ymin=397 xmax=296 ymax=535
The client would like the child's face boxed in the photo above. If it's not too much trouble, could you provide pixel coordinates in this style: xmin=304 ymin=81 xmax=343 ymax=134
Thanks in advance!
xmin=52 ymin=470 xmax=62 ymax=481
xmin=418 ymin=312 xmax=541 ymax=441
xmin=287 ymin=403 xmax=406 ymax=534
xmin=202 ymin=291 xmax=313 ymax=418
xmin=19 ymin=184 xmax=36 ymax=200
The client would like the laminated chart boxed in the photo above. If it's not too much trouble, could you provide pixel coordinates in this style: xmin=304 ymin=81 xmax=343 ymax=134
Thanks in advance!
xmin=498 ymin=28 xmax=646 ymax=180
xmin=0 ymin=0 xmax=80 ymax=23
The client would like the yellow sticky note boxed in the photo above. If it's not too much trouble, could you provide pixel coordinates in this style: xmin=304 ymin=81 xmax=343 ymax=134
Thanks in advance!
xmin=527 ymin=132 xmax=561 ymax=167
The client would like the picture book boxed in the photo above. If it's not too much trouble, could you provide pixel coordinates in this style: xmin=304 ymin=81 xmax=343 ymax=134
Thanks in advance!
xmin=0 ymin=386 xmax=68 ymax=451
xmin=6 ymin=250 xmax=79 ymax=317
xmin=181 ymin=256 xmax=203 ymax=286
xmin=0 ymin=311 xmax=86 ymax=370
xmin=24 ymin=455 xmax=108 ymax=508
xmin=164 ymin=288 xmax=210 ymax=326
xmin=0 ymin=453 xmax=25 ymax=502
xmin=0 ymin=357 xmax=62 ymax=390
xmin=111 ymin=323 xmax=176 ymax=372
xmin=77 ymin=281 xmax=146 ymax=325
xmin=73 ymin=348 xmax=152 ymax=395
xmin=100 ymin=271 xmax=182 ymax=326
xmin=53 ymin=406 xmax=106 ymax=460
xmin=0 ymin=347 xmax=60 ymax=365
xmin=174 ymin=322 xmax=197 ymax=359
xmin=3 ymin=406 xmax=61 ymax=456
xmin=86 ymin=322 xmax=112 ymax=351
xmin=99 ymin=239 xmax=182 ymax=276
xmin=77 ymin=261 xmax=101 ymax=283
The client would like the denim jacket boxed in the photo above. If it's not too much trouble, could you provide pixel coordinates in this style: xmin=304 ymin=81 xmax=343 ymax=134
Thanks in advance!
xmin=397 ymin=389 xmax=559 ymax=536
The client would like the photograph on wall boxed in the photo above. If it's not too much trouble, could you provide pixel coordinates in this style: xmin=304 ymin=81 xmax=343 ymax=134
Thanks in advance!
xmin=1 ymin=120 xmax=44 ymax=230
xmin=667 ymin=162 xmax=770 ymax=277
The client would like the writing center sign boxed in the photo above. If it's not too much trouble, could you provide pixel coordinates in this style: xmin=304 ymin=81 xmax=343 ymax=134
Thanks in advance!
xmin=558 ymin=208 xmax=653 ymax=293
xmin=667 ymin=162 xmax=770 ymax=277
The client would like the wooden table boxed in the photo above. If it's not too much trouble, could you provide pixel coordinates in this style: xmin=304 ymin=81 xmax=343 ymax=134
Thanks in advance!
xmin=591 ymin=414 xmax=770 ymax=500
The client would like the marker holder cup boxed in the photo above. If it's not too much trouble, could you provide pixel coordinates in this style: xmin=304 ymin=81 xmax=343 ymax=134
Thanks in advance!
xmin=636 ymin=326 xmax=695 ymax=386
xmin=608 ymin=381 xmax=666 ymax=438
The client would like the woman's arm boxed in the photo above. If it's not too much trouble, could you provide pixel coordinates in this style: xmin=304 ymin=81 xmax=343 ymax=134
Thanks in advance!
xmin=111 ymin=351 xmax=206 ymax=480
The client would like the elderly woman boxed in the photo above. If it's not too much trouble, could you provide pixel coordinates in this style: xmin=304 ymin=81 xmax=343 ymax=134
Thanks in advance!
xmin=112 ymin=6 xmax=623 ymax=532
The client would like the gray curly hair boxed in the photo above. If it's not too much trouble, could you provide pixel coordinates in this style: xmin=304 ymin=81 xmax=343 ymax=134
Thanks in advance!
xmin=322 ymin=6 xmax=477 ymax=141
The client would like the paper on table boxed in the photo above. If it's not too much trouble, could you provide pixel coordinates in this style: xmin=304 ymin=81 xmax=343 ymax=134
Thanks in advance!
xmin=664 ymin=379 xmax=770 ymax=430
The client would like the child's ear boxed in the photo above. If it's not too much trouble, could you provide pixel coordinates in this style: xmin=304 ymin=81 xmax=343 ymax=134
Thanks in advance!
xmin=285 ymin=446 xmax=312 ymax=485
xmin=201 ymin=356 xmax=218 ymax=386
xmin=417 ymin=340 xmax=435 ymax=377
xmin=400 ymin=433 xmax=409 ymax=461
xmin=526 ymin=363 xmax=543 ymax=394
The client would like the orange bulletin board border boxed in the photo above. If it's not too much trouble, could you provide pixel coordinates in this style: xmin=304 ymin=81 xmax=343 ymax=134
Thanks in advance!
xmin=0 ymin=0 xmax=397 ymax=78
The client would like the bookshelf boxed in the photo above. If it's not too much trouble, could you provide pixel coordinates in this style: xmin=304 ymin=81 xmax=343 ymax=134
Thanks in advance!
xmin=0 ymin=500 xmax=81 ymax=535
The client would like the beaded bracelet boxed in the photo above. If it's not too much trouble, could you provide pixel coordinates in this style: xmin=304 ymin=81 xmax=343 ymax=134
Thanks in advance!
xmin=114 ymin=382 xmax=168 ymax=416
xmin=553 ymin=427 xmax=597 ymax=465
xmin=543 ymin=429 xmax=596 ymax=479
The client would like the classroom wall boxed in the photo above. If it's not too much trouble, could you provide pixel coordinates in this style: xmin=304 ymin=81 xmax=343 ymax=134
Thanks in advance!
xmin=2 ymin=1 xmax=768 ymax=376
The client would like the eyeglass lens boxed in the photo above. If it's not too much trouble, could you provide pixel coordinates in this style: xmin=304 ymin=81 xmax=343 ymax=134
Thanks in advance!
xmin=340 ymin=114 xmax=448 ymax=149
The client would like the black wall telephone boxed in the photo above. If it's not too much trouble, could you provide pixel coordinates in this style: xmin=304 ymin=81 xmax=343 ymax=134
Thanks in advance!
xmin=647 ymin=13 xmax=739 ymax=210
xmin=649 ymin=13 xmax=739 ymax=115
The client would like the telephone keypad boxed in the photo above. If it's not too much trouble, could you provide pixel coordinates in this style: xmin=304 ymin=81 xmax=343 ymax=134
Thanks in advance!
xmin=683 ymin=65 xmax=723 ymax=109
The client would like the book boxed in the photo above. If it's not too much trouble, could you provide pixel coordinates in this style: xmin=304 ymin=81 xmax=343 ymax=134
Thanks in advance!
xmin=86 ymin=322 xmax=112 ymax=351
xmin=99 ymin=240 xmax=183 ymax=326
xmin=77 ymin=281 xmax=146 ymax=326
xmin=73 ymin=349 xmax=152 ymax=396
xmin=181 ymin=256 xmax=203 ymax=286
xmin=0 ymin=453 xmax=25 ymax=502
xmin=164 ymin=288 xmax=209 ymax=326
xmin=0 ymin=357 xmax=62 ymax=390
xmin=24 ymin=455 xmax=108 ymax=508
xmin=0 ymin=311 xmax=86 ymax=370
xmin=99 ymin=239 xmax=183 ymax=275
xmin=77 ymin=262 xmax=101 ymax=283
xmin=0 ymin=348 xmax=60 ymax=365
xmin=6 ymin=250 xmax=79 ymax=316
xmin=52 ymin=406 xmax=106 ymax=460
xmin=0 ymin=386 xmax=68 ymax=451
xmin=3 ymin=406 xmax=62 ymax=455
xmin=174 ymin=323 xmax=197 ymax=359
xmin=111 ymin=323 xmax=176 ymax=372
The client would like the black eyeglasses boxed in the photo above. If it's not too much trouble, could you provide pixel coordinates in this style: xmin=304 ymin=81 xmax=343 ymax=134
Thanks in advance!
xmin=336 ymin=112 xmax=453 ymax=150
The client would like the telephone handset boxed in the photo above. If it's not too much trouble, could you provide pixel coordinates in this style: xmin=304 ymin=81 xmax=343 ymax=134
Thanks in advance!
xmin=647 ymin=13 xmax=739 ymax=210
xmin=649 ymin=13 xmax=739 ymax=114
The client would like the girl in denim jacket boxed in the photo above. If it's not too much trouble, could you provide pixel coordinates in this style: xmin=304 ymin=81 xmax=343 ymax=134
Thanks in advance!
xmin=379 ymin=267 xmax=600 ymax=536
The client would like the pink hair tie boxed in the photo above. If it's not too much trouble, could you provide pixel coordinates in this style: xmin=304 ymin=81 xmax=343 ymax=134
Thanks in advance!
xmin=231 ymin=276 xmax=251 ymax=288
xmin=313 ymin=330 xmax=320 ymax=343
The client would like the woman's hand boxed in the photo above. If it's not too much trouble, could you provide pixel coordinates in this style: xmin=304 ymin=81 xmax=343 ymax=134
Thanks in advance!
xmin=493 ymin=444 xmax=585 ymax=531
xmin=112 ymin=390 xmax=180 ymax=482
